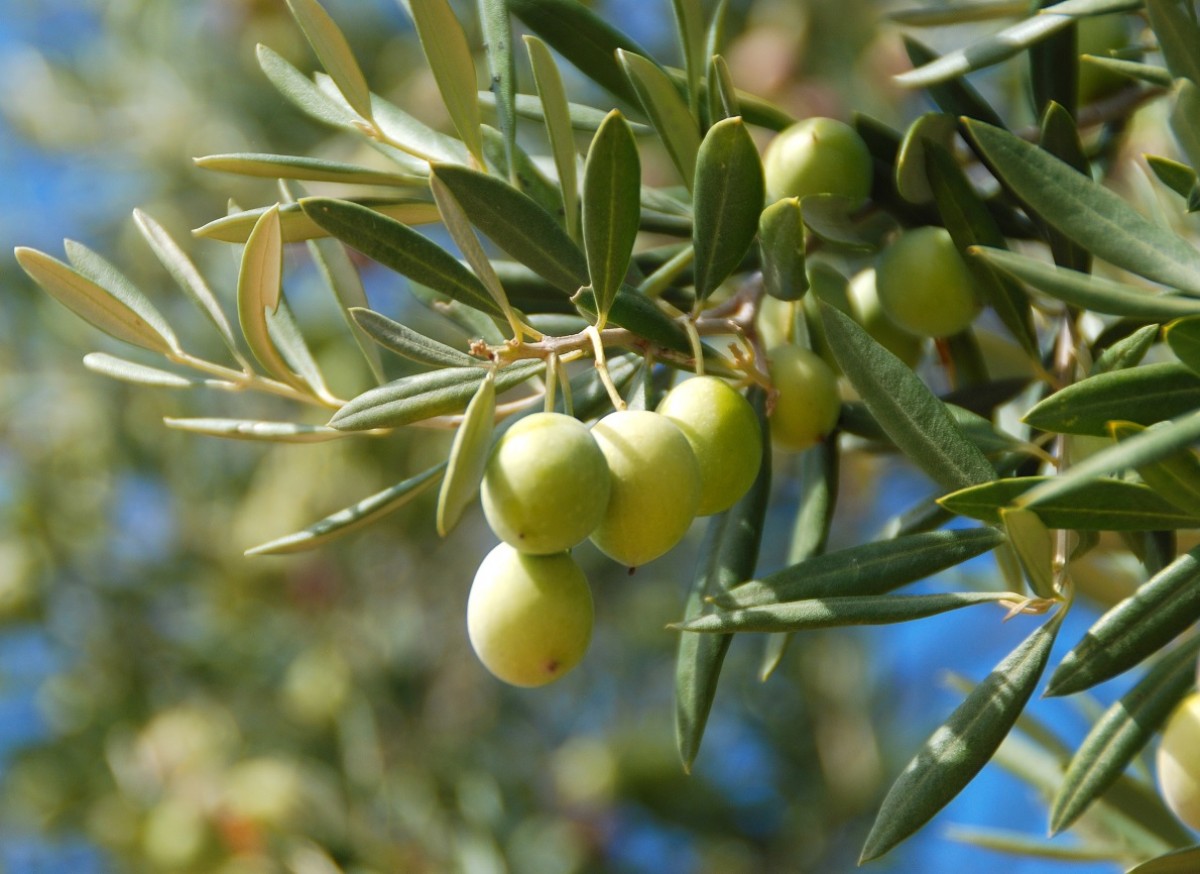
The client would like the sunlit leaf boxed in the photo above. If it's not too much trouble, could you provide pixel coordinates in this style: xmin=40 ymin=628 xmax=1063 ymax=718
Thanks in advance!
xmin=437 ymin=370 xmax=496 ymax=536
xmin=284 ymin=0 xmax=374 ymax=121
xmin=366 ymin=86 xmax=469 ymax=164
xmin=194 ymin=153 xmax=422 ymax=186
xmin=307 ymin=237 xmax=386 ymax=385
xmin=668 ymin=0 xmax=705 ymax=119
xmin=256 ymin=43 xmax=359 ymax=130
xmin=1126 ymin=847 xmax=1200 ymax=874
xmin=692 ymin=117 xmax=763 ymax=302
xmin=859 ymin=611 xmax=1063 ymax=862
xmin=943 ymin=826 xmax=1120 ymax=862
xmin=194 ymin=199 xmax=441 ymax=243
xmin=164 ymin=417 xmax=351 ymax=443
xmin=889 ymin=1 xmax=1030 ymax=26
xmin=406 ymin=0 xmax=485 ymax=166
xmin=582 ymin=111 xmax=641 ymax=324
xmin=82 ymin=353 xmax=227 ymax=390
xmin=1092 ymin=324 xmax=1160 ymax=375
xmin=706 ymin=54 xmax=738 ymax=124
xmin=246 ymin=464 xmax=445 ymax=555
xmin=1047 ymin=544 xmax=1200 ymax=696
xmin=236 ymin=205 xmax=303 ymax=387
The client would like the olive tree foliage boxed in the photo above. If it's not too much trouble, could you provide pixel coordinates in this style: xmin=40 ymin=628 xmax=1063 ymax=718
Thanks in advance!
xmin=11 ymin=0 xmax=1200 ymax=869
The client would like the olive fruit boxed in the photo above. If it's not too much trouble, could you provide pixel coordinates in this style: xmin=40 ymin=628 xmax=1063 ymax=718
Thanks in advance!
xmin=848 ymin=268 xmax=923 ymax=368
xmin=1157 ymin=691 xmax=1200 ymax=830
xmin=467 ymin=544 xmax=593 ymax=687
xmin=481 ymin=412 xmax=611 ymax=555
xmin=762 ymin=117 xmax=873 ymax=208
xmin=875 ymin=227 xmax=981 ymax=338
xmin=658 ymin=376 xmax=762 ymax=516
xmin=589 ymin=410 xmax=701 ymax=567
xmin=767 ymin=344 xmax=841 ymax=452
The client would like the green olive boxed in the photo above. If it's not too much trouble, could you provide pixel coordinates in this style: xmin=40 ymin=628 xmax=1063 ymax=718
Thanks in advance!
xmin=589 ymin=410 xmax=701 ymax=567
xmin=467 ymin=544 xmax=593 ymax=686
xmin=875 ymin=227 xmax=981 ymax=338
xmin=767 ymin=344 xmax=841 ymax=452
xmin=658 ymin=376 xmax=762 ymax=516
xmin=848 ymin=268 xmax=924 ymax=368
xmin=762 ymin=117 xmax=873 ymax=208
xmin=1157 ymin=691 xmax=1200 ymax=830
xmin=481 ymin=412 xmax=611 ymax=555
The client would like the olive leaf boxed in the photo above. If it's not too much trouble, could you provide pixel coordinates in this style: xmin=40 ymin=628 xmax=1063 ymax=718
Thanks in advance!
xmin=195 ymin=153 xmax=422 ymax=186
xmin=1024 ymin=362 xmax=1200 ymax=436
xmin=758 ymin=198 xmax=807 ymax=301
xmin=284 ymin=0 xmax=374 ymax=122
xmin=582 ymin=110 xmax=641 ymax=324
xmin=524 ymin=35 xmax=581 ymax=241
xmin=619 ymin=49 xmax=701 ymax=190
xmin=236 ymin=205 xmax=306 ymax=389
xmin=195 ymin=199 xmax=441 ymax=244
xmin=350 ymin=308 xmax=479 ymax=369
xmin=164 ymin=418 xmax=350 ymax=443
xmin=436 ymin=370 xmax=497 ymax=537
xmin=83 ymin=354 xmax=229 ymax=390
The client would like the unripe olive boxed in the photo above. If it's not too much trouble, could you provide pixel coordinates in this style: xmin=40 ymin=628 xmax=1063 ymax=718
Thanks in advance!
xmin=848 ymin=268 xmax=924 ymax=368
xmin=589 ymin=410 xmax=701 ymax=567
xmin=762 ymin=117 xmax=873 ymax=208
xmin=481 ymin=412 xmax=611 ymax=555
xmin=767 ymin=344 xmax=841 ymax=452
xmin=875 ymin=227 xmax=981 ymax=338
xmin=467 ymin=544 xmax=593 ymax=687
xmin=1157 ymin=691 xmax=1200 ymax=830
xmin=658 ymin=376 xmax=762 ymax=516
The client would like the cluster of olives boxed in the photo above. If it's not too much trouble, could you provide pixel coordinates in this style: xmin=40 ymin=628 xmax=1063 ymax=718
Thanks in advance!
xmin=467 ymin=376 xmax=762 ymax=687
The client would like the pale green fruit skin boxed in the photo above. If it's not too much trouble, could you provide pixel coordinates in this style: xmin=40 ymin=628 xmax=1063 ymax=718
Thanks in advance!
xmin=848 ymin=268 xmax=924 ymax=368
xmin=767 ymin=345 xmax=841 ymax=452
xmin=1157 ymin=691 xmax=1200 ymax=830
xmin=763 ymin=117 xmax=873 ymax=207
xmin=481 ymin=412 xmax=611 ymax=555
xmin=467 ymin=544 xmax=593 ymax=687
xmin=658 ymin=376 xmax=762 ymax=516
xmin=589 ymin=410 xmax=701 ymax=567
xmin=876 ymin=226 xmax=981 ymax=338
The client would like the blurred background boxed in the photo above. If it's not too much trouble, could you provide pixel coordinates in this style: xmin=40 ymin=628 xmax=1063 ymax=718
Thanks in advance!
xmin=0 ymin=0 xmax=1176 ymax=872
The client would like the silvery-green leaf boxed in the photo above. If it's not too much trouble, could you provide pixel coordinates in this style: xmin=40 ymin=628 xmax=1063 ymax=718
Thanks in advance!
xmin=619 ymin=49 xmax=701 ymax=190
xmin=478 ymin=90 xmax=653 ymax=134
xmin=194 ymin=199 xmax=441 ymax=244
xmin=676 ymin=390 xmax=770 ymax=771
xmin=1145 ymin=0 xmax=1200 ymax=85
xmin=366 ymin=87 xmax=469 ymax=165
xmin=16 ymin=246 xmax=177 ymax=355
xmin=965 ymin=120 xmax=1200 ymax=294
xmin=692 ymin=116 xmax=764 ymax=301
xmin=330 ymin=360 xmax=542 ymax=431
xmin=256 ymin=43 xmax=359 ymax=129
xmin=437 ymin=370 xmax=496 ymax=536
xmin=859 ymin=612 xmax=1063 ymax=862
xmin=83 ymin=353 xmax=226 ymax=389
xmin=943 ymin=826 xmax=1121 ymax=862
xmin=1050 ymin=635 xmax=1200 ymax=833
xmin=406 ymin=0 xmax=484 ymax=166
xmin=237 ymin=206 xmax=303 ymax=388
xmin=902 ymin=37 xmax=1006 ymax=129
xmin=194 ymin=153 xmax=423 ymax=186
xmin=477 ymin=0 xmax=516 ymax=178
xmin=165 ymin=417 xmax=350 ymax=443
xmin=524 ymin=36 xmax=580 ymax=241
xmin=1171 ymin=79 xmax=1200 ymax=174
xmin=582 ymin=111 xmax=641 ymax=324
xmin=307 ymin=237 xmax=386 ymax=385
xmin=1047 ymin=544 xmax=1200 ymax=696
xmin=266 ymin=297 xmax=334 ymax=399
xmin=246 ymin=464 xmax=445 ymax=555
xmin=1092 ymin=324 xmax=1160 ymax=375
xmin=284 ymin=0 xmax=374 ymax=121
xmin=351 ymin=308 xmax=479 ymax=368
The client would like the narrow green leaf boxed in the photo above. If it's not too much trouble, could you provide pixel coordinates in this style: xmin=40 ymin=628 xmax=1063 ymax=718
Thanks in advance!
xmin=692 ymin=117 xmax=764 ymax=302
xmin=236 ymin=205 xmax=302 ymax=387
xmin=894 ymin=0 xmax=1140 ymax=88
xmin=246 ymin=464 xmax=445 ymax=555
xmin=676 ymin=390 xmax=770 ymax=771
xmin=944 ymin=826 xmax=1121 ymax=862
xmin=1145 ymin=0 xmax=1200 ymax=85
xmin=284 ymin=0 xmax=374 ymax=121
xmin=194 ymin=153 xmax=422 ymax=186
xmin=706 ymin=54 xmax=738 ymax=125
xmin=966 ymin=120 xmax=1200 ymax=294
xmin=406 ymin=0 xmax=485 ymax=166
xmin=1111 ymin=420 xmax=1200 ymax=516
xmin=1001 ymin=508 xmax=1058 ymax=600
xmin=896 ymin=113 xmax=958 ymax=205
xmin=16 ymin=244 xmax=179 ymax=356
xmin=889 ymin=1 xmax=1032 ymax=27
xmin=1092 ymin=324 xmax=1160 ymax=375
xmin=1171 ymin=80 xmax=1200 ymax=183
xmin=1167 ymin=315 xmax=1200 ymax=378
xmin=1148 ymin=154 xmax=1199 ymax=199
xmin=351 ymin=308 xmax=479 ymax=368
xmin=1039 ymin=101 xmax=1091 ymax=271
xmin=582 ymin=111 xmax=641 ymax=323
xmin=902 ymin=37 xmax=1005 ymax=128
xmin=975 ymin=246 xmax=1200 ymax=319
xmin=479 ymin=90 xmax=653 ymax=134
xmin=431 ymin=163 xmax=588 ymax=294
xmin=477 ymin=0 xmax=516 ymax=178
xmin=1051 ymin=635 xmax=1200 ymax=832
xmin=436 ymin=370 xmax=496 ymax=536
xmin=821 ymin=303 xmax=996 ymax=491
xmin=758 ymin=198 xmax=807 ymax=301
xmin=82 ymin=353 xmax=227 ymax=390
xmin=256 ymin=43 xmax=359 ymax=130
xmin=619 ymin=50 xmax=701 ymax=191
xmin=719 ymin=528 xmax=1006 ymax=610
xmin=524 ymin=36 xmax=580 ymax=241
xmin=301 ymin=197 xmax=502 ymax=317
xmin=1048 ymin=544 xmax=1200 ymax=696
xmin=132 ymin=210 xmax=245 ymax=365
xmin=1029 ymin=2 xmax=1079 ymax=119
xmin=366 ymin=86 xmax=469 ymax=164
xmin=859 ymin=612 xmax=1063 ymax=863
xmin=307 ymin=237 xmax=386 ymax=385
xmin=1126 ymin=847 xmax=1200 ymax=874
xmin=669 ymin=0 xmax=705 ymax=120
xmin=679 ymin=591 xmax=1015 ymax=634
xmin=940 ymin=476 xmax=1200 ymax=530
xmin=1024 ymin=362 xmax=1200 ymax=436
xmin=194 ymin=199 xmax=441 ymax=244
xmin=266 ymin=298 xmax=334 ymax=399
xmin=329 ymin=360 xmax=542 ymax=431
xmin=1084 ymin=54 xmax=1173 ymax=87
xmin=165 ymin=417 xmax=350 ymax=443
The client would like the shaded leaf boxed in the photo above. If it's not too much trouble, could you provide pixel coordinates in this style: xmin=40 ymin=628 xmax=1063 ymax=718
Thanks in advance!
xmin=524 ymin=35 xmax=580 ymax=241
xmin=437 ymin=371 xmax=496 ymax=536
xmin=668 ymin=0 xmax=705 ymax=120
xmin=1047 ymin=544 xmax=1200 ymax=696
xmin=619 ymin=49 xmax=700 ymax=190
xmin=706 ymin=54 xmax=738 ymax=125
xmin=194 ymin=153 xmax=422 ymax=186
xmin=1147 ymin=155 xmax=1198 ymax=200
xmin=859 ymin=612 xmax=1063 ymax=862
xmin=896 ymin=113 xmax=958 ymax=205
xmin=351 ymin=308 xmax=479 ymax=368
xmin=1111 ymin=420 xmax=1200 ymax=516
xmin=1050 ymin=635 xmax=1200 ymax=832
xmin=406 ymin=0 xmax=485 ymax=165
xmin=692 ymin=117 xmax=763 ymax=301
xmin=758 ymin=198 xmax=807 ymax=301
xmin=1001 ymin=507 xmax=1058 ymax=600
xmin=1029 ymin=2 xmax=1078 ymax=119
xmin=582 ymin=110 xmax=641 ymax=323
xmin=800 ymin=194 xmax=895 ymax=250
xmin=902 ymin=37 xmax=1006 ymax=129
xmin=821 ymin=303 xmax=995 ymax=491
xmin=1024 ymin=362 xmax=1200 ymax=436
xmin=246 ymin=464 xmax=445 ymax=555
xmin=165 ymin=417 xmax=350 ymax=443
xmin=1145 ymin=0 xmax=1200 ymax=85
xmin=307 ymin=236 xmax=386 ymax=384
xmin=266 ymin=297 xmax=334 ymax=398
xmin=1038 ymin=101 xmax=1091 ymax=271
xmin=194 ymin=199 xmax=441 ymax=243
xmin=284 ymin=0 xmax=374 ymax=121
xmin=1091 ymin=324 xmax=1160 ymax=375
